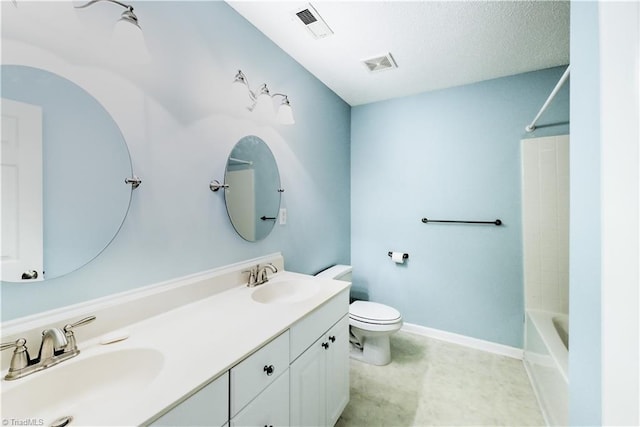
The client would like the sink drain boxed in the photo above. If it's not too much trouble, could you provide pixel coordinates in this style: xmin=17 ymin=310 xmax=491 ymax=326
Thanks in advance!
xmin=50 ymin=416 xmax=73 ymax=427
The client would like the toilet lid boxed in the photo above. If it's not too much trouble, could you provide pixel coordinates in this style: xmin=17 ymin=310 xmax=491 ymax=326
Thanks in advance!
xmin=350 ymin=301 xmax=402 ymax=324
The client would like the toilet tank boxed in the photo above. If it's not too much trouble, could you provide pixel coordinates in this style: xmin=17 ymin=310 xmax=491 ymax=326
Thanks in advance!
xmin=315 ymin=265 xmax=352 ymax=282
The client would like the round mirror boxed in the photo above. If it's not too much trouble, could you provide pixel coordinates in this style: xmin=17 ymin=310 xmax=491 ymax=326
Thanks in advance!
xmin=224 ymin=136 xmax=281 ymax=242
xmin=1 ymin=65 xmax=133 ymax=282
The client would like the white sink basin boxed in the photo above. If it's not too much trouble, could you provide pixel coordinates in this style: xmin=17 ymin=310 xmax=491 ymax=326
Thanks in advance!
xmin=251 ymin=280 xmax=321 ymax=304
xmin=2 ymin=348 xmax=164 ymax=425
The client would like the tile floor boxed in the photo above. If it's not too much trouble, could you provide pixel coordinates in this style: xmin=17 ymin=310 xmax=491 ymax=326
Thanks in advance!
xmin=335 ymin=331 xmax=545 ymax=427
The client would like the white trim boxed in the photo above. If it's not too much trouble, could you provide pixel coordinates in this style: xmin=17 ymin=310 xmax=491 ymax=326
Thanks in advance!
xmin=2 ymin=252 xmax=283 ymax=331
xmin=600 ymin=2 xmax=640 ymax=425
xmin=401 ymin=322 xmax=523 ymax=360
xmin=523 ymin=361 xmax=552 ymax=427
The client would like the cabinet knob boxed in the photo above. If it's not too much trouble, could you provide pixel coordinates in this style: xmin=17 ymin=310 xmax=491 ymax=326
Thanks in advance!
xmin=263 ymin=364 xmax=275 ymax=376
xmin=329 ymin=335 xmax=336 ymax=343
xmin=322 ymin=342 xmax=329 ymax=350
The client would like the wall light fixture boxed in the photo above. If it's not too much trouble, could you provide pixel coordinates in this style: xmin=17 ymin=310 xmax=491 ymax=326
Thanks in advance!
xmin=232 ymin=70 xmax=295 ymax=125
xmin=75 ymin=0 xmax=150 ymax=63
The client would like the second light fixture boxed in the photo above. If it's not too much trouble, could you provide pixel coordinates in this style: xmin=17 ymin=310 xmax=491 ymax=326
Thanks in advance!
xmin=232 ymin=70 xmax=295 ymax=125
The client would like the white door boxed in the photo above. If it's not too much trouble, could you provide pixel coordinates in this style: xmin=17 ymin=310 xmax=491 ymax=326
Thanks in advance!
xmin=1 ymin=98 xmax=43 ymax=281
xmin=290 ymin=337 xmax=327 ymax=427
xmin=325 ymin=315 xmax=350 ymax=426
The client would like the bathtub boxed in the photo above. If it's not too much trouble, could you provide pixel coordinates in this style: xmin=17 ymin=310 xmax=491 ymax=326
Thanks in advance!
xmin=524 ymin=310 xmax=569 ymax=426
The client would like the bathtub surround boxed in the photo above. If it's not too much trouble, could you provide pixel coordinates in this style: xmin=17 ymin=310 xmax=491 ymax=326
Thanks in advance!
xmin=522 ymin=135 xmax=569 ymax=314
xmin=520 ymin=134 xmax=570 ymax=424
xmin=351 ymin=66 xmax=569 ymax=350
xmin=1 ymin=1 xmax=351 ymax=320
xmin=524 ymin=310 xmax=569 ymax=425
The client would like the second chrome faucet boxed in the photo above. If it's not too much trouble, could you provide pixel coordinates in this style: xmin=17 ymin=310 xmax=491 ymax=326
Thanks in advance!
xmin=244 ymin=263 xmax=278 ymax=287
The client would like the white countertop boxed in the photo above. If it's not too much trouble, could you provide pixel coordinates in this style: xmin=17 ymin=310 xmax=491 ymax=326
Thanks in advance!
xmin=1 ymin=270 xmax=350 ymax=426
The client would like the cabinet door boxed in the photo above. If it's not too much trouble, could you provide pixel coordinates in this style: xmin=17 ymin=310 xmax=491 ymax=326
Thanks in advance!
xmin=151 ymin=372 xmax=229 ymax=427
xmin=325 ymin=315 xmax=350 ymax=426
xmin=231 ymin=370 xmax=290 ymax=427
xmin=290 ymin=337 xmax=327 ymax=427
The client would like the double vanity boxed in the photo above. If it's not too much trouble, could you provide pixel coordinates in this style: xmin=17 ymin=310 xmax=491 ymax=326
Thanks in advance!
xmin=1 ymin=253 xmax=350 ymax=426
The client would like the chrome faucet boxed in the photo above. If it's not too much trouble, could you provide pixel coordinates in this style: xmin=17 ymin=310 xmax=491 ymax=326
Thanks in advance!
xmin=0 ymin=316 xmax=95 ymax=380
xmin=38 ymin=328 xmax=68 ymax=362
xmin=257 ymin=263 xmax=278 ymax=284
xmin=243 ymin=263 xmax=278 ymax=287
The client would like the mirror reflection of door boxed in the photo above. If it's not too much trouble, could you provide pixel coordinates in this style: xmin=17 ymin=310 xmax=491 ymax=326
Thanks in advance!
xmin=226 ymin=168 xmax=256 ymax=241
xmin=1 ymin=65 xmax=134 ymax=282
xmin=1 ymin=98 xmax=43 ymax=281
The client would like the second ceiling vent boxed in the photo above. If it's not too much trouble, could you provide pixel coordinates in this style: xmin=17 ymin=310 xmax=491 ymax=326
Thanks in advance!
xmin=363 ymin=53 xmax=398 ymax=73
xmin=293 ymin=3 xmax=334 ymax=39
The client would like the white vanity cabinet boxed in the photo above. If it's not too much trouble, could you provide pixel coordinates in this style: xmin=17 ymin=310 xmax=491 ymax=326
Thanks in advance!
xmin=150 ymin=371 xmax=229 ymax=427
xmin=149 ymin=288 xmax=350 ymax=427
xmin=290 ymin=289 xmax=350 ymax=427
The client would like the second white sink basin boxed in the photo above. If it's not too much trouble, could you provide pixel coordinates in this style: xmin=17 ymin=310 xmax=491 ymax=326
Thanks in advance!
xmin=2 ymin=347 xmax=164 ymax=425
xmin=251 ymin=280 xmax=321 ymax=304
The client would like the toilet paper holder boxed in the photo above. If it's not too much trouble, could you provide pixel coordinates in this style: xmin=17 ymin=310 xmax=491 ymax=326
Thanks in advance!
xmin=388 ymin=252 xmax=409 ymax=259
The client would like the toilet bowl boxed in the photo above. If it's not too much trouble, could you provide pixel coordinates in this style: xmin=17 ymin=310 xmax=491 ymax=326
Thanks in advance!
xmin=349 ymin=300 xmax=402 ymax=365
xmin=315 ymin=265 xmax=403 ymax=366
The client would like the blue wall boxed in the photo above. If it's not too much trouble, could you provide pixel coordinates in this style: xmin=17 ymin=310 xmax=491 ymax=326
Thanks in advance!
xmin=1 ymin=2 xmax=351 ymax=320
xmin=568 ymin=2 xmax=601 ymax=425
xmin=351 ymin=68 xmax=569 ymax=348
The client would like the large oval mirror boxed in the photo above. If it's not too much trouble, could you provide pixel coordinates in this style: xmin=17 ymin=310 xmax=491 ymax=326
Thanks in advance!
xmin=1 ymin=65 xmax=133 ymax=282
xmin=224 ymin=136 xmax=281 ymax=242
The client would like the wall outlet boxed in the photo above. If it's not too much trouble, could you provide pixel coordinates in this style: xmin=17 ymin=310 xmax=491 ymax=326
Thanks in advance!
xmin=279 ymin=208 xmax=287 ymax=225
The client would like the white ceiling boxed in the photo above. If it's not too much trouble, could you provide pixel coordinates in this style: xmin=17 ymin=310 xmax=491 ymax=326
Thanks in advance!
xmin=227 ymin=1 xmax=570 ymax=106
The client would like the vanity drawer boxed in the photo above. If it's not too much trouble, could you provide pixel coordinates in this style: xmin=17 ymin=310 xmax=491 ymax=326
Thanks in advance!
xmin=230 ymin=330 xmax=289 ymax=417
xmin=289 ymin=288 xmax=349 ymax=362
xmin=151 ymin=371 xmax=229 ymax=427
xmin=230 ymin=369 xmax=289 ymax=427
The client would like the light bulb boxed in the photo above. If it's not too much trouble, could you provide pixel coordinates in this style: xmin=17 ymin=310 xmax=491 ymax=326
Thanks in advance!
xmin=253 ymin=84 xmax=275 ymax=120
xmin=111 ymin=10 xmax=150 ymax=64
xmin=276 ymin=98 xmax=295 ymax=125
xmin=231 ymin=72 xmax=251 ymax=110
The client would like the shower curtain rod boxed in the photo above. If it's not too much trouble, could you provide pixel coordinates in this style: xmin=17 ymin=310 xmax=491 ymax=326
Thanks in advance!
xmin=525 ymin=65 xmax=570 ymax=133
xmin=229 ymin=157 xmax=253 ymax=166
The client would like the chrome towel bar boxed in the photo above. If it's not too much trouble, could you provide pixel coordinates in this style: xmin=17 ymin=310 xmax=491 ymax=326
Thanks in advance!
xmin=421 ymin=218 xmax=502 ymax=226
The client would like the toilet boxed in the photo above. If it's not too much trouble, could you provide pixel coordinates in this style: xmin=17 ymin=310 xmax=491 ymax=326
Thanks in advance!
xmin=315 ymin=265 xmax=403 ymax=366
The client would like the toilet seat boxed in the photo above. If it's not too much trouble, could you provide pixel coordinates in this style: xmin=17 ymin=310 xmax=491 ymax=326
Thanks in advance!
xmin=349 ymin=301 xmax=402 ymax=325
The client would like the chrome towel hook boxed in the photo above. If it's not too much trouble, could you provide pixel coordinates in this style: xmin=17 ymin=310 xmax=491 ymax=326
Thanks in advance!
xmin=125 ymin=176 xmax=142 ymax=189
xmin=210 ymin=180 xmax=230 ymax=192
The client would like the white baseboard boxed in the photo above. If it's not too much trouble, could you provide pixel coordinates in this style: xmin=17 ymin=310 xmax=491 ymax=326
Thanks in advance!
xmin=401 ymin=322 xmax=523 ymax=360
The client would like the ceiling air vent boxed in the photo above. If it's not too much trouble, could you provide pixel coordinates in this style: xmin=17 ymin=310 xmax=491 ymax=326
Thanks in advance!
xmin=293 ymin=3 xmax=333 ymax=39
xmin=363 ymin=53 xmax=398 ymax=73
